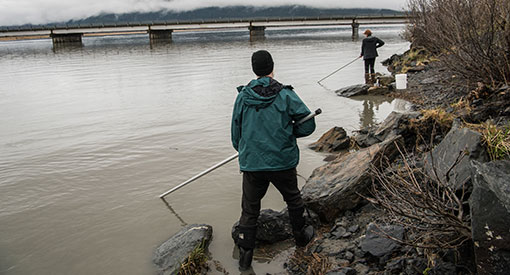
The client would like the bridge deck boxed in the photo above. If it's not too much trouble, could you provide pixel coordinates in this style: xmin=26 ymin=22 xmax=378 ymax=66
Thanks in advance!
xmin=0 ymin=15 xmax=409 ymax=37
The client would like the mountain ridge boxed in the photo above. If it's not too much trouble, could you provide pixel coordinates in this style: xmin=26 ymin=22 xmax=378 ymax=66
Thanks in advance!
xmin=8 ymin=5 xmax=403 ymax=28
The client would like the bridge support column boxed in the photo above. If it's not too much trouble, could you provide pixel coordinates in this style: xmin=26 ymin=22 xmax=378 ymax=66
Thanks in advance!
xmin=149 ymin=29 xmax=173 ymax=44
xmin=351 ymin=20 xmax=360 ymax=40
xmin=249 ymin=26 xmax=266 ymax=41
xmin=51 ymin=32 xmax=83 ymax=46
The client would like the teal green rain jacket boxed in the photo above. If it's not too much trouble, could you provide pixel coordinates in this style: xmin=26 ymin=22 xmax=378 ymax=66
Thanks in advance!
xmin=231 ymin=77 xmax=316 ymax=171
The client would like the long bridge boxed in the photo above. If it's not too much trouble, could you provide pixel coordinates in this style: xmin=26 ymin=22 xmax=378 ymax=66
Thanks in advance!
xmin=0 ymin=15 xmax=409 ymax=47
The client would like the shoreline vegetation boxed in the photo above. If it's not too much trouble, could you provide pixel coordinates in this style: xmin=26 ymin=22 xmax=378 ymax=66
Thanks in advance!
xmin=152 ymin=1 xmax=509 ymax=274
xmin=289 ymin=0 xmax=509 ymax=274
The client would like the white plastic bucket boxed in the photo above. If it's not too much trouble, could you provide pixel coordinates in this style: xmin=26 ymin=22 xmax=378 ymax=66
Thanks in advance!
xmin=395 ymin=74 xmax=407 ymax=89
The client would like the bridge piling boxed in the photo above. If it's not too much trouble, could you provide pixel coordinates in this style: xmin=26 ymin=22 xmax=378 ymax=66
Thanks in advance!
xmin=249 ymin=25 xmax=266 ymax=41
xmin=149 ymin=29 xmax=173 ymax=44
xmin=50 ymin=32 xmax=83 ymax=47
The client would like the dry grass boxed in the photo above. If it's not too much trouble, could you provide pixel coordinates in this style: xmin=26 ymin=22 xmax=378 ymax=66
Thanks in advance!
xmin=407 ymin=108 xmax=454 ymax=149
xmin=288 ymin=249 xmax=331 ymax=275
xmin=420 ymin=108 xmax=455 ymax=126
xmin=463 ymin=121 xmax=510 ymax=160
xmin=481 ymin=123 xmax=510 ymax=160
xmin=178 ymin=240 xmax=208 ymax=275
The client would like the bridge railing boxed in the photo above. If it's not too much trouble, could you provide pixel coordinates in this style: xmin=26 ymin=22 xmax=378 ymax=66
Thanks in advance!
xmin=0 ymin=14 xmax=408 ymax=33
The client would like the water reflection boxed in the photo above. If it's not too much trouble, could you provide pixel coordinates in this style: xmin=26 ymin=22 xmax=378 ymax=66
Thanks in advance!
xmin=350 ymin=95 xmax=395 ymax=128
xmin=160 ymin=198 xmax=188 ymax=227
xmin=52 ymin=42 xmax=83 ymax=53
xmin=0 ymin=25 xmax=409 ymax=275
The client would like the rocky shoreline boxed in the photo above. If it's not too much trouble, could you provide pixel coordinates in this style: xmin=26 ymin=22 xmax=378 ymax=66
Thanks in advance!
xmin=153 ymin=47 xmax=510 ymax=275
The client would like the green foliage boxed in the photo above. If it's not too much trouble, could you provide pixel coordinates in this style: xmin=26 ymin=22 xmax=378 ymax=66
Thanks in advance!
xmin=482 ymin=123 xmax=510 ymax=160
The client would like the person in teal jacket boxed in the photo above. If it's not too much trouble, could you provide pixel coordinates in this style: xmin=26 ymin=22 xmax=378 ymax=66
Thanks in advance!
xmin=231 ymin=50 xmax=316 ymax=271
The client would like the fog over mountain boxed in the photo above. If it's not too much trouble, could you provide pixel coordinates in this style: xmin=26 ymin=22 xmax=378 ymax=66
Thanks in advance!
xmin=0 ymin=0 xmax=407 ymax=26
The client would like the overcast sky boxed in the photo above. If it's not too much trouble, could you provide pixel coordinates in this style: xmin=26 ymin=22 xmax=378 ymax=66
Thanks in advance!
xmin=0 ymin=0 xmax=408 ymax=26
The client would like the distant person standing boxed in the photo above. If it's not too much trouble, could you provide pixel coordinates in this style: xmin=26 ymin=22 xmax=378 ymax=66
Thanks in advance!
xmin=360 ymin=29 xmax=385 ymax=85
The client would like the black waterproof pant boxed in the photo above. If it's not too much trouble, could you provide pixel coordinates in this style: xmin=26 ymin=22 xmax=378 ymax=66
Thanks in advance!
xmin=237 ymin=168 xmax=305 ymax=249
xmin=364 ymin=58 xmax=376 ymax=74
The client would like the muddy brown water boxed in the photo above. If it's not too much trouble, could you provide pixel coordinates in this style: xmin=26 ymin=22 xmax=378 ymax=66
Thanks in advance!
xmin=0 ymin=26 xmax=410 ymax=274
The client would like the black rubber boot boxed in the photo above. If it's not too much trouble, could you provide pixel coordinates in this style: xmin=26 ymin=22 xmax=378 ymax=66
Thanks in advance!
xmin=293 ymin=225 xmax=315 ymax=247
xmin=238 ymin=246 xmax=254 ymax=271
xmin=237 ymin=225 xmax=256 ymax=270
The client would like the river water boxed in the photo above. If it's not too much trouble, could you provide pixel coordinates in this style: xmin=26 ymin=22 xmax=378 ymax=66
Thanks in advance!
xmin=0 ymin=26 xmax=409 ymax=274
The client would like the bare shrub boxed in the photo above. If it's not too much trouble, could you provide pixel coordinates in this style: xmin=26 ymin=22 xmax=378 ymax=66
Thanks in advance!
xmin=406 ymin=0 xmax=510 ymax=87
xmin=368 ymin=142 xmax=472 ymax=250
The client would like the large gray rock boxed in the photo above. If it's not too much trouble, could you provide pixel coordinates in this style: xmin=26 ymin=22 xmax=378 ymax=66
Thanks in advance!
xmin=232 ymin=209 xmax=292 ymax=244
xmin=302 ymin=135 xmax=403 ymax=222
xmin=354 ymin=111 xmax=419 ymax=148
xmin=335 ymin=84 xmax=369 ymax=97
xmin=153 ymin=224 xmax=213 ymax=275
xmin=373 ymin=111 xmax=419 ymax=142
xmin=470 ymin=160 xmax=510 ymax=275
xmin=425 ymin=125 xmax=488 ymax=191
xmin=309 ymin=126 xmax=350 ymax=152
xmin=378 ymin=74 xmax=395 ymax=87
xmin=231 ymin=208 xmax=318 ymax=244
xmin=361 ymin=223 xmax=404 ymax=258
xmin=352 ymin=127 xmax=380 ymax=148
xmin=367 ymin=86 xmax=390 ymax=95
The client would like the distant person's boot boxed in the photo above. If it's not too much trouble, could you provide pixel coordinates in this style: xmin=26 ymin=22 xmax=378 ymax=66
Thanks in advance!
xmin=364 ymin=73 xmax=372 ymax=85
xmin=370 ymin=73 xmax=377 ymax=86
xmin=238 ymin=245 xmax=253 ymax=271
xmin=293 ymin=225 xmax=315 ymax=247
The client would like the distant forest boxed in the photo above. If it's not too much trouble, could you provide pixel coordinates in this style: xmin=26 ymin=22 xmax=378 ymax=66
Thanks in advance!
xmin=13 ymin=5 xmax=402 ymax=27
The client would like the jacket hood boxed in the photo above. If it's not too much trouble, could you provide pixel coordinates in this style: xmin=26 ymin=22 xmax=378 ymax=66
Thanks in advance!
xmin=237 ymin=77 xmax=288 ymax=110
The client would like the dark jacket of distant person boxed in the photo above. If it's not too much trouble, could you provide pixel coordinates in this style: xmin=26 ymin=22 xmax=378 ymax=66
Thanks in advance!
xmin=360 ymin=36 xmax=385 ymax=60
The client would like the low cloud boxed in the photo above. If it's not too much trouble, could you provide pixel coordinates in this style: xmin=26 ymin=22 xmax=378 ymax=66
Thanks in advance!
xmin=0 ymin=0 xmax=407 ymax=26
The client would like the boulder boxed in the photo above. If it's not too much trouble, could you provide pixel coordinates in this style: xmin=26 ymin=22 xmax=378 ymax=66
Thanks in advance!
xmin=232 ymin=209 xmax=292 ymax=244
xmin=372 ymin=111 xmax=419 ymax=143
xmin=353 ymin=111 xmax=419 ymax=148
xmin=231 ymin=208 xmax=320 ymax=244
xmin=470 ymin=160 xmax=510 ymax=275
xmin=381 ymin=53 xmax=401 ymax=68
xmin=367 ymin=86 xmax=390 ymax=95
xmin=153 ymin=224 xmax=213 ymax=275
xmin=302 ymin=135 xmax=403 ymax=222
xmin=425 ymin=125 xmax=488 ymax=191
xmin=352 ymin=127 xmax=380 ymax=148
xmin=335 ymin=84 xmax=369 ymax=97
xmin=360 ymin=223 xmax=404 ymax=258
xmin=309 ymin=127 xmax=350 ymax=152
xmin=377 ymin=74 xmax=395 ymax=87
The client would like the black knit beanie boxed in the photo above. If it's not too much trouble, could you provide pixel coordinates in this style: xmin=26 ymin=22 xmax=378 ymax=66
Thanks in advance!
xmin=251 ymin=50 xmax=274 ymax=77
